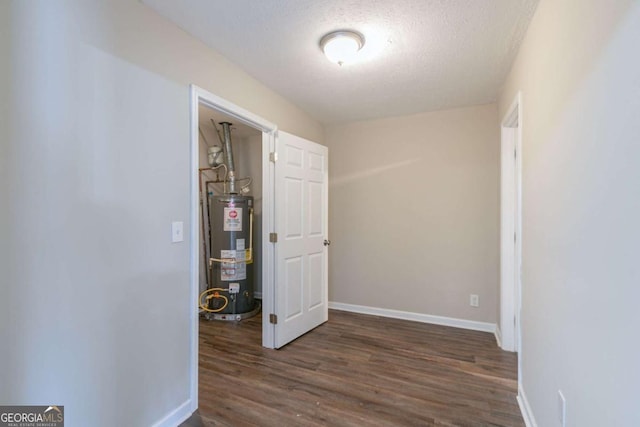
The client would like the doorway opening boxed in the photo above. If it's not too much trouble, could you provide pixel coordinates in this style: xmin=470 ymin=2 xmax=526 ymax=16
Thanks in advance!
xmin=197 ymin=105 xmax=263 ymax=319
xmin=188 ymin=85 xmax=278 ymax=412
xmin=188 ymin=85 xmax=330 ymax=416
xmin=500 ymin=91 xmax=522 ymax=360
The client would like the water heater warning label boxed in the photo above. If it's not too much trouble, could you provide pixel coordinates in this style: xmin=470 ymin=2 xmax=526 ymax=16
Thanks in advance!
xmin=223 ymin=207 xmax=243 ymax=231
xmin=220 ymin=250 xmax=246 ymax=281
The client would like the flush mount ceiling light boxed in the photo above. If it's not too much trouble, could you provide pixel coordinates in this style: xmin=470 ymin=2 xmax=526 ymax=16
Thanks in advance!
xmin=320 ymin=30 xmax=365 ymax=66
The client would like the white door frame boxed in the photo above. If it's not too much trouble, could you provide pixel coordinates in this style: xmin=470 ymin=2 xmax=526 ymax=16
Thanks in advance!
xmin=500 ymin=91 xmax=522 ymax=355
xmin=188 ymin=85 xmax=278 ymax=412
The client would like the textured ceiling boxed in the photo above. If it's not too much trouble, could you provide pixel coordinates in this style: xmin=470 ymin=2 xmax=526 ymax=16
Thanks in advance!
xmin=144 ymin=0 xmax=538 ymax=124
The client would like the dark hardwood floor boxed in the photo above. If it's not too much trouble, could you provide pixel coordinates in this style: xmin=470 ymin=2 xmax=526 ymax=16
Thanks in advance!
xmin=181 ymin=309 xmax=523 ymax=427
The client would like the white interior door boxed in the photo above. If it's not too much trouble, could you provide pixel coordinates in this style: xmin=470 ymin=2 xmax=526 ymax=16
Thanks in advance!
xmin=274 ymin=131 xmax=328 ymax=348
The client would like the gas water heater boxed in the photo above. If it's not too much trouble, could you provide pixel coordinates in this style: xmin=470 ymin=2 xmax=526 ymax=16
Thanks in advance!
xmin=200 ymin=122 xmax=259 ymax=320
xmin=208 ymin=193 xmax=255 ymax=315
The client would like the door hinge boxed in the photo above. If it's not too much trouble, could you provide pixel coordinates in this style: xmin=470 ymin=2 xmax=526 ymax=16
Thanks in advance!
xmin=269 ymin=152 xmax=278 ymax=163
xmin=514 ymin=149 xmax=517 ymax=159
xmin=269 ymin=313 xmax=278 ymax=324
xmin=514 ymin=232 xmax=516 ymax=243
xmin=269 ymin=232 xmax=278 ymax=243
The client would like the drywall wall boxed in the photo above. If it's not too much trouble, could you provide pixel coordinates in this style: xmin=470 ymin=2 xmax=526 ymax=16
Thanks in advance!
xmin=233 ymin=134 xmax=264 ymax=296
xmin=1 ymin=1 xmax=322 ymax=426
xmin=198 ymin=130 xmax=208 ymax=292
xmin=325 ymin=104 xmax=499 ymax=323
xmin=0 ymin=1 xmax=11 ymax=402
xmin=499 ymin=0 xmax=640 ymax=425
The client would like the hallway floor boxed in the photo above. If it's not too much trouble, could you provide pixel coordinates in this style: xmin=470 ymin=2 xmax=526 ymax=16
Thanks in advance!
xmin=181 ymin=309 xmax=523 ymax=426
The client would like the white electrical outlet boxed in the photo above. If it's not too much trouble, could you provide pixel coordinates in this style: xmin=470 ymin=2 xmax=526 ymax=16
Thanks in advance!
xmin=171 ymin=221 xmax=184 ymax=243
xmin=558 ymin=390 xmax=566 ymax=427
xmin=470 ymin=294 xmax=479 ymax=307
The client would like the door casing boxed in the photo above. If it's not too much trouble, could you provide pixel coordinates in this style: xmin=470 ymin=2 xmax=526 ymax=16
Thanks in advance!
xmin=500 ymin=91 xmax=523 ymax=361
xmin=188 ymin=85 xmax=278 ymax=412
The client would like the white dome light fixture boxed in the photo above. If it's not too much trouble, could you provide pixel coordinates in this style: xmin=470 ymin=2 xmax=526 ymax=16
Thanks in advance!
xmin=320 ymin=30 xmax=365 ymax=66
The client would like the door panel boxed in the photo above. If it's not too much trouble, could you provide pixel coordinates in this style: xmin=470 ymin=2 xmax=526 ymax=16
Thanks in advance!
xmin=309 ymin=182 xmax=323 ymax=236
xmin=284 ymin=256 xmax=303 ymax=319
xmin=284 ymin=178 xmax=303 ymax=238
xmin=308 ymin=253 xmax=324 ymax=309
xmin=274 ymin=131 xmax=328 ymax=348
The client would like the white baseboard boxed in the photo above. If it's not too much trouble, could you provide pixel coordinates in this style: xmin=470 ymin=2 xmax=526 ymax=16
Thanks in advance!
xmin=494 ymin=325 xmax=503 ymax=348
xmin=517 ymin=383 xmax=538 ymax=427
xmin=328 ymin=302 xmax=496 ymax=333
xmin=152 ymin=399 xmax=193 ymax=427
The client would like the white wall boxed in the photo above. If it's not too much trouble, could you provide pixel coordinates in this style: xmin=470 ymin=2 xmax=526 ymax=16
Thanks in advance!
xmin=0 ymin=1 xmax=11 ymax=398
xmin=325 ymin=104 xmax=499 ymax=323
xmin=233 ymin=134 xmax=264 ymax=296
xmin=197 ymin=129 xmax=218 ymax=295
xmin=499 ymin=0 xmax=640 ymax=425
xmin=0 ymin=1 xmax=322 ymax=425
xmin=197 ymin=119 xmax=226 ymax=295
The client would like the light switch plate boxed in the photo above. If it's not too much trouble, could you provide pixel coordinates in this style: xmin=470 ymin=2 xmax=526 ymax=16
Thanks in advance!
xmin=171 ymin=221 xmax=184 ymax=243
xmin=470 ymin=294 xmax=479 ymax=307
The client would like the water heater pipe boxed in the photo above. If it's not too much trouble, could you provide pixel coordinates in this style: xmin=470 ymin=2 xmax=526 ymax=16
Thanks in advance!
xmin=220 ymin=122 xmax=237 ymax=194
xmin=210 ymin=119 xmax=225 ymax=145
xmin=199 ymin=288 xmax=230 ymax=313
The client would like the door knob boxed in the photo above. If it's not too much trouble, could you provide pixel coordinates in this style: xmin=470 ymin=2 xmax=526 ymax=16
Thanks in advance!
xmin=323 ymin=239 xmax=331 ymax=246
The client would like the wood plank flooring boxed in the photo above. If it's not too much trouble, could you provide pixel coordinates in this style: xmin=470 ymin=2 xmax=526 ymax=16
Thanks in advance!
xmin=181 ymin=309 xmax=523 ymax=427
